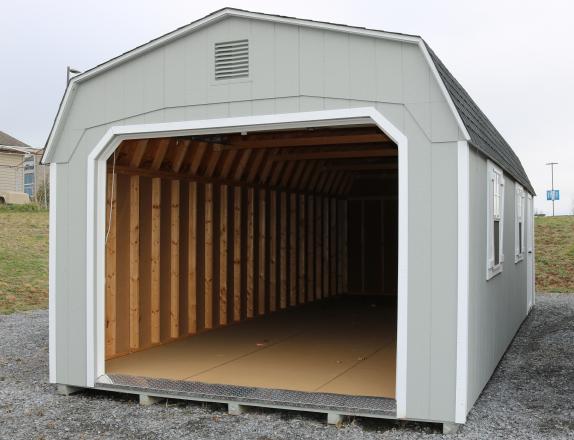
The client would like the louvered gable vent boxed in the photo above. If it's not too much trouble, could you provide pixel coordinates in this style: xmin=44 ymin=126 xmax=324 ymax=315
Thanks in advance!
xmin=214 ymin=40 xmax=249 ymax=80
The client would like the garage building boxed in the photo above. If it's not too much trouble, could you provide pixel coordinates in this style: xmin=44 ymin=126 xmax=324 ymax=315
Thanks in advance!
xmin=43 ymin=8 xmax=535 ymax=432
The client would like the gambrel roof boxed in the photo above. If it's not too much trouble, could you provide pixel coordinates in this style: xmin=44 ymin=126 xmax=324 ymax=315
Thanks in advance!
xmin=425 ymin=45 xmax=534 ymax=194
xmin=43 ymin=8 xmax=533 ymax=193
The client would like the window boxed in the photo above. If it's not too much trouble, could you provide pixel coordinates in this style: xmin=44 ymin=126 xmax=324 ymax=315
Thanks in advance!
xmin=515 ymin=183 xmax=526 ymax=262
xmin=487 ymin=161 xmax=504 ymax=279
xmin=23 ymin=154 xmax=35 ymax=198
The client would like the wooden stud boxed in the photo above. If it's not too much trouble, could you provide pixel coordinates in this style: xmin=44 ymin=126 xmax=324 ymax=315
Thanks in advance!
xmin=219 ymin=185 xmax=228 ymax=326
xmin=271 ymin=148 xmax=397 ymax=161
xmin=315 ymin=196 xmax=322 ymax=299
xmin=323 ymin=197 xmax=330 ymax=296
xmin=111 ymin=164 xmax=336 ymax=199
xmin=269 ymin=161 xmax=286 ymax=186
xmin=234 ymin=149 xmax=252 ymax=180
xmin=220 ymin=149 xmax=237 ymax=178
xmin=299 ymin=161 xmax=317 ymax=190
xmin=170 ymin=180 xmax=180 ymax=338
xmin=279 ymin=192 xmax=287 ymax=309
xmin=308 ymin=163 xmax=324 ymax=191
xmin=289 ymin=193 xmax=297 ymax=306
xmin=307 ymin=195 xmax=314 ymax=302
xmin=205 ymin=150 xmax=222 ymax=177
xmin=258 ymin=149 xmax=279 ymax=184
xmin=323 ymin=172 xmax=338 ymax=195
xmin=189 ymin=142 xmax=208 ymax=175
xmin=150 ymin=177 xmax=161 ymax=344
xmin=233 ymin=187 xmax=241 ymax=322
xmin=322 ymin=163 xmax=398 ymax=172
xmin=204 ymin=183 xmax=214 ymax=329
xmin=289 ymin=161 xmax=307 ymax=190
xmin=342 ymin=200 xmax=348 ymax=293
xmin=105 ymin=173 xmax=117 ymax=357
xmin=246 ymin=188 xmax=255 ymax=318
xmin=247 ymin=149 xmax=267 ymax=182
xmin=280 ymin=161 xmax=297 ymax=187
xmin=298 ymin=194 xmax=306 ymax=304
xmin=129 ymin=175 xmax=140 ymax=350
xmin=130 ymin=139 xmax=149 ymax=168
xmin=219 ymin=132 xmax=390 ymax=149
xmin=151 ymin=139 xmax=170 ymax=171
xmin=269 ymin=191 xmax=277 ymax=312
xmin=188 ymin=182 xmax=197 ymax=334
xmin=172 ymin=140 xmax=190 ymax=173
xmin=258 ymin=189 xmax=266 ymax=315
xmin=330 ymin=198 xmax=337 ymax=295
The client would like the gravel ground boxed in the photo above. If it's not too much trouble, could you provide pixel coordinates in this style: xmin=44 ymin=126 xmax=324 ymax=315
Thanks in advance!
xmin=0 ymin=293 xmax=572 ymax=440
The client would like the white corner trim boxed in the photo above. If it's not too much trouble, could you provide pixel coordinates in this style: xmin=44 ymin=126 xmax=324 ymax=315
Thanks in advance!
xmin=43 ymin=8 xmax=467 ymax=163
xmin=455 ymin=141 xmax=470 ymax=423
xmin=84 ymin=108 xmax=410 ymax=415
xmin=48 ymin=163 xmax=58 ymax=383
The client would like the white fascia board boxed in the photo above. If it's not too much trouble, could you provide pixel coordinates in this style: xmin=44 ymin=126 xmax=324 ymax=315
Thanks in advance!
xmin=43 ymin=8 xmax=468 ymax=163
xmin=455 ymin=140 xmax=470 ymax=423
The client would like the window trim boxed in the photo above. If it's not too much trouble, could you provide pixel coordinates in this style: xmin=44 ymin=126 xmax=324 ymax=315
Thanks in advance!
xmin=486 ymin=160 xmax=505 ymax=280
xmin=515 ymin=183 xmax=526 ymax=263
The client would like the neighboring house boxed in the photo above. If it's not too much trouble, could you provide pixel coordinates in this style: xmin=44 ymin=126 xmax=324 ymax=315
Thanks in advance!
xmin=0 ymin=131 xmax=48 ymax=201
xmin=44 ymin=8 xmax=535 ymax=433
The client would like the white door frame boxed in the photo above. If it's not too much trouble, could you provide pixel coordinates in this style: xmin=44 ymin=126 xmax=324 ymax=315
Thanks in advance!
xmin=85 ymin=107 xmax=409 ymax=416
xmin=526 ymin=194 xmax=535 ymax=312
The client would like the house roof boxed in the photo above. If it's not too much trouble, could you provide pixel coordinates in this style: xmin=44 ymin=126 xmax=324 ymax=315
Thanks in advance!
xmin=42 ymin=8 xmax=534 ymax=194
xmin=0 ymin=131 xmax=34 ymax=151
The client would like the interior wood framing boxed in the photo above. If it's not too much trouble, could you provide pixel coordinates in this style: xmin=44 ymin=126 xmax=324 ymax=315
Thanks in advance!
xmin=104 ymin=126 xmax=398 ymax=359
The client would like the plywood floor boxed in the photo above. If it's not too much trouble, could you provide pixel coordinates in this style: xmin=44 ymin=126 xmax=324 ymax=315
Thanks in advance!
xmin=106 ymin=296 xmax=397 ymax=398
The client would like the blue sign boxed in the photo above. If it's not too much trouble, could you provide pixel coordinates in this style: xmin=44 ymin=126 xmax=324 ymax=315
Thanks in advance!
xmin=547 ymin=190 xmax=560 ymax=201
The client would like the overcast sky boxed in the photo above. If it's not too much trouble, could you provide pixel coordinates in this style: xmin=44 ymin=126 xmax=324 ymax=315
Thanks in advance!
xmin=1 ymin=0 xmax=573 ymax=214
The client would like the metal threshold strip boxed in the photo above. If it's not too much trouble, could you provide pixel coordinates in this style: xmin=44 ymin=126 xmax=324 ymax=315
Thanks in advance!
xmin=97 ymin=374 xmax=397 ymax=418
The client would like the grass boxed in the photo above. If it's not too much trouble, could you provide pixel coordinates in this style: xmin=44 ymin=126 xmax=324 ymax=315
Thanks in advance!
xmin=0 ymin=206 xmax=48 ymax=313
xmin=0 ymin=208 xmax=571 ymax=315
xmin=535 ymin=215 xmax=574 ymax=293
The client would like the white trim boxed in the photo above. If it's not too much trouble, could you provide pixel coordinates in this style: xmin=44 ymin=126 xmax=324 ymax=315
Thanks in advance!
xmin=486 ymin=160 xmax=504 ymax=280
xmin=514 ymin=182 xmax=525 ymax=263
xmin=455 ymin=141 xmax=469 ymax=423
xmin=48 ymin=163 xmax=57 ymax=383
xmin=84 ymin=107 xmax=410 ymax=416
xmin=526 ymin=194 xmax=535 ymax=312
xmin=42 ymin=8 xmax=469 ymax=163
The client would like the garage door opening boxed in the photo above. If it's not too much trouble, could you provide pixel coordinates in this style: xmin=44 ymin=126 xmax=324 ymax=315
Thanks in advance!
xmin=102 ymin=125 xmax=398 ymax=400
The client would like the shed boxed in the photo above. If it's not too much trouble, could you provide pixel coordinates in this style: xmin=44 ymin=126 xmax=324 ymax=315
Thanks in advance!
xmin=44 ymin=8 xmax=535 ymax=432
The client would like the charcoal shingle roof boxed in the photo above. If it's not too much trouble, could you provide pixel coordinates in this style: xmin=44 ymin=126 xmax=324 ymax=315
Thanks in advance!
xmin=425 ymin=44 xmax=534 ymax=194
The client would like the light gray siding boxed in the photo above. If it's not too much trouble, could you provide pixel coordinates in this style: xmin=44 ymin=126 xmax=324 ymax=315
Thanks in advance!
xmin=51 ymin=15 xmax=463 ymax=422
xmin=467 ymin=147 xmax=529 ymax=411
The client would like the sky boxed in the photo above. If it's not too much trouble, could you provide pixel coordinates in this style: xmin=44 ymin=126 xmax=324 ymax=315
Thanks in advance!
xmin=1 ymin=0 xmax=573 ymax=214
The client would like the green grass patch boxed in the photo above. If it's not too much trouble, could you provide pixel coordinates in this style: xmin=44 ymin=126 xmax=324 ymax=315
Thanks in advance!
xmin=535 ymin=215 xmax=574 ymax=293
xmin=0 ymin=211 xmax=48 ymax=313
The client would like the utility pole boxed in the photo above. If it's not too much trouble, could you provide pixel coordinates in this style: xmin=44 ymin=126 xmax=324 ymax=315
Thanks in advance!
xmin=546 ymin=162 xmax=559 ymax=216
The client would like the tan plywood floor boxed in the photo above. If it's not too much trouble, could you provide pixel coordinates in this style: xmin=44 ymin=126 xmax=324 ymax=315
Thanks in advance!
xmin=107 ymin=296 xmax=397 ymax=398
